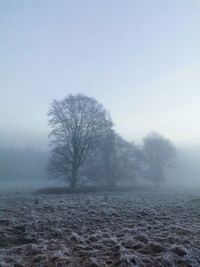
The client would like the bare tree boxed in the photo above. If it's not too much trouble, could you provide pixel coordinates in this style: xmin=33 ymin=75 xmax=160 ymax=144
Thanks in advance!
xmin=83 ymin=130 xmax=142 ymax=187
xmin=48 ymin=94 xmax=112 ymax=188
xmin=143 ymin=132 xmax=176 ymax=186
xmin=80 ymin=128 xmax=117 ymax=186
xmin=104 ymin=135 xmax=142 ymax=187
xmin=99 ymin=129 xmax=118 ymax=187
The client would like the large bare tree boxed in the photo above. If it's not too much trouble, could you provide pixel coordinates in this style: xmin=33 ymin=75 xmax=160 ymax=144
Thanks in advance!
xmin=143 ymin=132 xmax=176 ymax=186
xmin=48 ymin=94 xmax=112 ymax=188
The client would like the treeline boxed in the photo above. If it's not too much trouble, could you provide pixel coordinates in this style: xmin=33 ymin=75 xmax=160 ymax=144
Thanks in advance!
xmin=48 ymin=94 xmax=176 ymax=188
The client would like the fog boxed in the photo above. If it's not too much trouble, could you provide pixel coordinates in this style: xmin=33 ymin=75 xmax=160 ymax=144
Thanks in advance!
xmin=1 ymin=145 xmax=200 ymax=191
xmin=0 ymin=147 xmax=49 ymax=191
xmin=1 ymin=0 xmax=200 ymax=150
xmin=1 ymin=1 xmax=200 ymax=266
xmin=167 ymin=147 xmax=200 ymax=188
xmin=1 ymin=1 xmax=200 ymax=191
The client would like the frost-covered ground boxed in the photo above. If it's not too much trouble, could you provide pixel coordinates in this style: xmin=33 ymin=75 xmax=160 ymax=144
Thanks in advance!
xmin=0 ymin=189 xmax=200 ymax=266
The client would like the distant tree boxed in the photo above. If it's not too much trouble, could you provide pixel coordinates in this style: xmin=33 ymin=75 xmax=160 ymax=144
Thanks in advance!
xmin=48 ymin=94 xmax=112 ymax=188
xmin=114 ymin=137 xmax=143 ymax=185
xmin=99 ymin=129 xmax=118 ymax=187
xmin=142 ymin=132 xmax=176 ymax=186
xmin=80 ymin=128 xmax=116 ymax=186
xmin=83 ymin=130 xmax=142 ymax=187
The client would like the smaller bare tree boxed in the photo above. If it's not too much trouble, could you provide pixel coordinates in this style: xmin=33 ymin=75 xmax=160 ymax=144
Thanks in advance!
xmin=83 ymin=130 xmax=142 ymax=187
xmin=143 ymin=132 xmax=176 ymax=186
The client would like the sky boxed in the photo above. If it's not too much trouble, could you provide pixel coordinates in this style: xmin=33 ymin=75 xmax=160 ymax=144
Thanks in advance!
xmin=1 ymin=0 xmax=200 ymax=150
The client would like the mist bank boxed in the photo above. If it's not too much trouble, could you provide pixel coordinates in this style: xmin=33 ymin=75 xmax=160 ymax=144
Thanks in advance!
xmin=0 ymin=145 xmax=200 ymax=191
xmin=167 ymin=146 xmax=200 ymax=187
xmin=0 ymin=147 xmax=54 ymax=191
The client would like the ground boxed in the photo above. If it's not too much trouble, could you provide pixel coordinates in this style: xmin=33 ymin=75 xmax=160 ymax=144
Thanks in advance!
xmin=0 ymin=189 xmax=200 ymax=266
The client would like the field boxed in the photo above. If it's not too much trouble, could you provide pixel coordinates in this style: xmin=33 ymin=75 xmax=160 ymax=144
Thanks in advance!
xmin=0 ymin=189 xmax=200 ymax=266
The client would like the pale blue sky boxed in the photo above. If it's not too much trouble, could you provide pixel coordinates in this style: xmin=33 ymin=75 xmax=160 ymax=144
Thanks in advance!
xmin=1 ymin=0 xmax=200 ymax=149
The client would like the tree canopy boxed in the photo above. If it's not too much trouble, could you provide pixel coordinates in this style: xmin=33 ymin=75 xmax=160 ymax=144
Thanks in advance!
xmin=48 ymin=94 xmax=112 ymax=188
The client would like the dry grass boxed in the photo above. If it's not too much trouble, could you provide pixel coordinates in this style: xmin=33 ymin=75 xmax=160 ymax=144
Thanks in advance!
xmin=0 ymin=190 xmax=200 ymax=266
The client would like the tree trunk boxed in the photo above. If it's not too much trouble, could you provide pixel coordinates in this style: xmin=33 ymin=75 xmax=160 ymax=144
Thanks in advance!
xmin=70 ymin=166 xmax=77 ymax=189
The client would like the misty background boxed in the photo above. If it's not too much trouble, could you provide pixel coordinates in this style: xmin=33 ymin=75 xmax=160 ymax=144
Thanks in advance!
xmin=1 ymin=0 xmax=200 ymax=189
